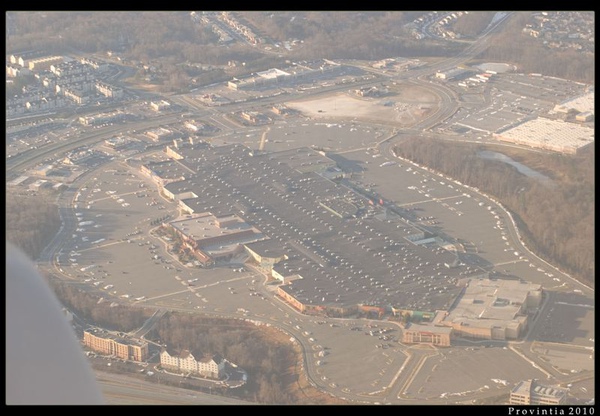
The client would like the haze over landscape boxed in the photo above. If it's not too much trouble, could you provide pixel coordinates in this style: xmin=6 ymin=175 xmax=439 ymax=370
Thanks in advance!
xmin=5 ymin=11 xmax=594 ymax=408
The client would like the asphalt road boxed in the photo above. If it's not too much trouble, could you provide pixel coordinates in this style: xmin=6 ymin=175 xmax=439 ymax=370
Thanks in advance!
xmin=95 ymin=370 xmax=255 ymax=405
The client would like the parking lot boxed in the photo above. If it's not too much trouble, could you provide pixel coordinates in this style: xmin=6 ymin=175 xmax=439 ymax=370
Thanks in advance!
xmin=406 ymin=346 xmax=547 ymax=401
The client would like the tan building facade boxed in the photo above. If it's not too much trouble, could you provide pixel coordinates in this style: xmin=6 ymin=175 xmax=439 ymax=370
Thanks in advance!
xmin=83 ymin=330 xmax=148 ymax=362
xmin=401 ymin=323 xmax=452 ymax=347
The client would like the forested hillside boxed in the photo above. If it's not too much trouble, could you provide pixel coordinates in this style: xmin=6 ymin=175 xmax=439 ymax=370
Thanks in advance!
xmin=6 ymin=194 xmax=61 ymax=260
xmin=241 ymin=11 xmax=463 ymax=60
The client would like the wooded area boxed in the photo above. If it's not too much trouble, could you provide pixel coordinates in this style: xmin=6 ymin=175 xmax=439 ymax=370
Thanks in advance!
xmin=6 ymin=194 xmax=61 ymax=260
xmin=393 ymin=138 xmax=594 ymax=286
xmin=242 ymin=11 xmax=464 ymax=60
xmin=450 ymin=12 xmax=497 ymax=38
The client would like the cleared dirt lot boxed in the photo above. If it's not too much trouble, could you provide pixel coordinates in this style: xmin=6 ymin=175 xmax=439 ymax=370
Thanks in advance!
xmin=286 ymin=84 xmax=438 ymax=126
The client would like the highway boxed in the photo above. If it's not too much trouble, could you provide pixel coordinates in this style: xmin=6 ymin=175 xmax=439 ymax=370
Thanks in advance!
xmin=6 ymin=113 xmax=182 ymax=175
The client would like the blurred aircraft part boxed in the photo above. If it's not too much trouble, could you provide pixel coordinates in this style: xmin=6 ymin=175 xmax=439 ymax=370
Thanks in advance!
xmin=6 ymin=242 xmax=105 ymax=404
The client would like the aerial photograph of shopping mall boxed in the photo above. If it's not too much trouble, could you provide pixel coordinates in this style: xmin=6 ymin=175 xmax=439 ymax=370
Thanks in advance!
xmin=6 ymin=10 xmax=594 ymax=409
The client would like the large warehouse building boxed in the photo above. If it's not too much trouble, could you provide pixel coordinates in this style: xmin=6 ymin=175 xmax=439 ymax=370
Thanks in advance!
xmin=494 ymin=117 xmax=594 ymax=154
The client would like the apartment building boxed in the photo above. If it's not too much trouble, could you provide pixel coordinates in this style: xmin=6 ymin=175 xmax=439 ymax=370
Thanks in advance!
xmin=160 ymin=349 xmax=225 ymax=379
xmin=83 ymin=329 xmax=149 ymax=362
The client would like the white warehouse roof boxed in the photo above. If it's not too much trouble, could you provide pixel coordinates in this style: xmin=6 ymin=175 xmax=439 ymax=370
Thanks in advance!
xmin=495 ymin=117 xmax=594 ymax=154
xmin=553 ymin=91 xmax=594 ymax=114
